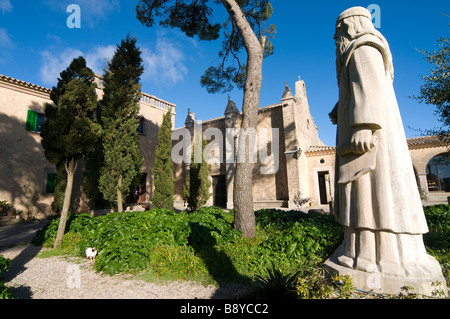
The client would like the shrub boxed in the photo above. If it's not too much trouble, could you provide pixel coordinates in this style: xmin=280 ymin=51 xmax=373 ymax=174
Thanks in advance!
xmin=188 ymin=207 xmax=241 ymax=248
xmin=147 ymin=245 xmax=210 ymax=283
xmin=0 ymin=200 xmax=13 ymax=212
xmin=253 ymin=209 xmax=344 ymax=271
xmin=296 ymin=267 xmax=353 ymax=299
xmin=32 ymin=213 xmax=93 ymax=248
xmin=80 ymin=210 xmax=191 ymax=275
xmin=0 ymin=256 xmax=15 ymax=299
xmin=423 ymin=204 xmax=450 ymax=287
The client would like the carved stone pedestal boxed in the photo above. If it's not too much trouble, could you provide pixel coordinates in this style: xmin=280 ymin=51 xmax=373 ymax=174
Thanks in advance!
xmin=323 ymin=255 xmax=448 ymax=298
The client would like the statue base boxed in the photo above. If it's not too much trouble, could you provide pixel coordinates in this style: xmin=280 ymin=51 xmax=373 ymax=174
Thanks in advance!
xmin=323 ymin=256 xmax=448 ymax=298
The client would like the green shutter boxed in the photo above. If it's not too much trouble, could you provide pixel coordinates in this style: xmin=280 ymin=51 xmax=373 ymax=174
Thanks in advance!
xmin=46 ymin=173 xmax=57 ymax=194
xmin=25 ymin=110 xmax=37 ymax=132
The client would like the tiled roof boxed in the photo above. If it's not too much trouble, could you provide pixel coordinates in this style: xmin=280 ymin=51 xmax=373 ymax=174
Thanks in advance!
xmin=407 ymin=135 xmax=448 ymax=147
xmin=0 ymin=74 xmax=51 ymax=94
xmin=306 ymin=145 xmax=336 ymax=155
xmin=307 ymin=136 xmax=448 ymax=155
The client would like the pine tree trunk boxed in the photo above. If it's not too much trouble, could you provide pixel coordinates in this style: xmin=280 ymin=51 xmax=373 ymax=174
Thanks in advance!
xmin=221 ymin=0 xmax=265 ymax=238
xmin=54 ymin=158 xmax=77 ymax=248
xmin=117 ymin=175 xmax=124 ymax=212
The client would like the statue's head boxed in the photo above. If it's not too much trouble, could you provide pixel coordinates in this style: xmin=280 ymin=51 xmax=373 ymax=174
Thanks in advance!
xmin=334 ymin=7 xmax=374 ymax=54
xmin=334 ymin=7 xmax=394 ymax=82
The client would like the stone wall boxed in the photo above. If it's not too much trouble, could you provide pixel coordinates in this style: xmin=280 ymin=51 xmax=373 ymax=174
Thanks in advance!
xmin=0 ymin=76 xmax=55 ymax=218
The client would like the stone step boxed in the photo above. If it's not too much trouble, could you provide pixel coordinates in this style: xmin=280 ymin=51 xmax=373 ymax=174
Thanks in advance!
xmin=428 ymin=192 xmax=449 ymax=200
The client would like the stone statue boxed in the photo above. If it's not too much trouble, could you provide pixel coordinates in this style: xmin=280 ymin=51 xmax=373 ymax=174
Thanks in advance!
xmin=325 ymin=7 xmax=447 ymax=296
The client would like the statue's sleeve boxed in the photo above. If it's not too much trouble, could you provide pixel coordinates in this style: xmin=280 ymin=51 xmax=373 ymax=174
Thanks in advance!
xmin=348 ymin=45 xmax=385 ymax=131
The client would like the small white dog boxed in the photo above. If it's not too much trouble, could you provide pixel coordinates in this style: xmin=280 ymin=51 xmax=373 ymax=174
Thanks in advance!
xmin=85 ymin=247 xmax=97 ymax=260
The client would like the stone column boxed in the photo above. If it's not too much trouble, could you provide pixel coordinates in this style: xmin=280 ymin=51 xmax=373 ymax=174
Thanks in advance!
xmin=224 ymin=98 xmax=240 ymax=210
xmin=281 ymin=84 xmax=302 ymax=209
xmin=417 ymin=173 xmax=429 ymax=198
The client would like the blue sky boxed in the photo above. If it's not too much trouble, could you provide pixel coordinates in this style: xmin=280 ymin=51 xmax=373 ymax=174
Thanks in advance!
xmin=0 ymin=0 xmax=449 ymax=146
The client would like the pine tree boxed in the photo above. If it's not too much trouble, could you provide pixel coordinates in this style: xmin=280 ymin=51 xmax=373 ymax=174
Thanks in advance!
xmin=184 ymin=139 xmax=211 ymax=211
xmin=137 ymin=0 xmax=275 ymax=237
xmin=40 ymin=56 xmax=101 ymax=248
xmin=152 ymin=108 xmax=174 ymax=210
xmin=99 ymin=35 xmax=144 ymax=212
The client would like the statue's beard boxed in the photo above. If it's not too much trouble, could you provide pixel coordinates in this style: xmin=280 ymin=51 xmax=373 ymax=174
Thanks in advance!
xmin=335 ymin=35 xmax=351 ymax=81
xmin=336 ymin=35 xmax=351 ymax=57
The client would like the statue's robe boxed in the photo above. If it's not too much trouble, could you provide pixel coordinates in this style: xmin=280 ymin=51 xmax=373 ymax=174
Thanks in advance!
xmin=333 ymin=33 xmax=429 ymax=235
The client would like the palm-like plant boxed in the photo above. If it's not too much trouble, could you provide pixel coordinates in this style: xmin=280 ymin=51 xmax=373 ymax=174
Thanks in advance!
xmin=250 ymin=267 xmax=300 ymax=299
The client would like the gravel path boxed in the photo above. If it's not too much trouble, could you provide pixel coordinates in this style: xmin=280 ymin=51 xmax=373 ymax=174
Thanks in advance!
xmin=0 ymin=222 xmax=248 ymax=299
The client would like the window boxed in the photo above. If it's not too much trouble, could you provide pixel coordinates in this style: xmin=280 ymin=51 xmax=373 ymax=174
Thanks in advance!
xmin=45 ymin=173 xmax=57 ymax=194
xmin=137 ymin=116 xmax=145 ymax=135
xmin=427 ymin=154 xmax=450 ymax=192
xmin=26 ymin=110 xmax=46 ymax=133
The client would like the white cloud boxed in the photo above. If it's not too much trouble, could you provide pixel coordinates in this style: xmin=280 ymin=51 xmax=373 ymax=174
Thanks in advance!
xmin=0 ymin=0 xmax=12 ymax=14
xmin=40 ymin=48 xmax=84 ymax=85
xmin=85 ymin=45 xmax=116 ymax=74
xmin=141 ymin=38 xmax=188 ymax=85
xmin=0 ymin=28 xmax=13 ymax=47
xmin=39 ymin=46 xmax=115 ymax=85
xmin=39 ymin=38 xmax=188 ymax=86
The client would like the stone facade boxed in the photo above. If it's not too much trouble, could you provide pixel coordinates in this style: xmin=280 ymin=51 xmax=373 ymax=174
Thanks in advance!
xmin=173 ymin=77 xmax=327 ymax=209
xmin=0 ymin=73 xmax=175 ymax=217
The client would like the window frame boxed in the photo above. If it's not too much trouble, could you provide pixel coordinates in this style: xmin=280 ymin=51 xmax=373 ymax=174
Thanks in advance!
xmin=137 ymin=116 xmax=145 ymax=136
xmin=45 ymin=172 xmax=57 ymax=194
xmin=25 ymin=110 xmax=46 ymax=133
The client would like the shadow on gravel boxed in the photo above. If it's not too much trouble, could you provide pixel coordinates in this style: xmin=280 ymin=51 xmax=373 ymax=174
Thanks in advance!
xmin=1 ymin=244 xmax=43 ymax=299
xmin=0 ymin=221 xmax=48 ymax=299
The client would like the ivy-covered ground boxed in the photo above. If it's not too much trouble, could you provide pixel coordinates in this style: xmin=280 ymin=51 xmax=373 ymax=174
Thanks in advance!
xmin=26 ymin=205 xmax=449 ymax=298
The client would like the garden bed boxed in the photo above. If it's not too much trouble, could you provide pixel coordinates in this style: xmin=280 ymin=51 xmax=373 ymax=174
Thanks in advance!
xmin=29 ymin=205 xmax=449 ymax=298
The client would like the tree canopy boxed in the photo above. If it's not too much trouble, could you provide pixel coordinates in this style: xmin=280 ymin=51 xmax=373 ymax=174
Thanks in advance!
xmin=41 ymin=57 xmax=100 ymax=166
xmin=136 ymin=0 xmax=275 ymax=93
xmin=414 ymin=36 xmax=450 ymax=141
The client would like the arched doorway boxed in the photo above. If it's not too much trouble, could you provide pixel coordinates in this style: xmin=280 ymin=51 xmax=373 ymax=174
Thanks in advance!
xmin=426 ymin=153 xmax=450 ymax=192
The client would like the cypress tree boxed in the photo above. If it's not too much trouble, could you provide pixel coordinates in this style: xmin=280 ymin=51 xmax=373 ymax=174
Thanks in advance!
xmin=152 ymin=108 xmax=174 ymax=210
xmin=82 ymin=140 xmax=106 ymax=209
xmin=184 ymin=139 xmax=211 ymax=211
xmin=99 ymin=35 xmax=144 ymax=212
